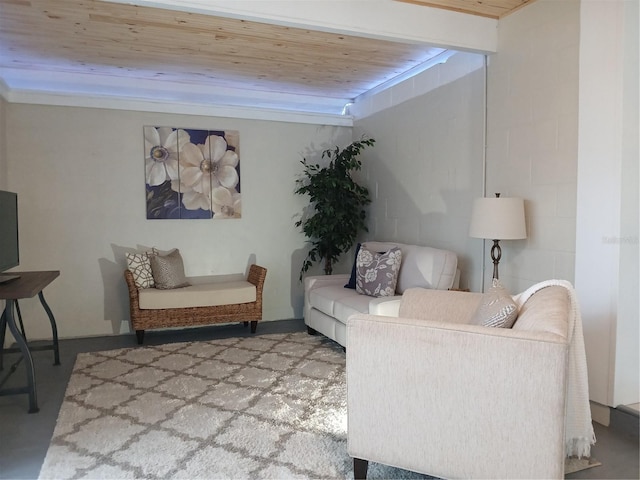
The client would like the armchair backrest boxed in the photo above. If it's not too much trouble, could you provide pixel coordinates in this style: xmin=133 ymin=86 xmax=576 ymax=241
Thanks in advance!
xmin=512 ymin=285 xmax=570 ymax=340
xmin=398 ymin=288 xmax=482 ymax=324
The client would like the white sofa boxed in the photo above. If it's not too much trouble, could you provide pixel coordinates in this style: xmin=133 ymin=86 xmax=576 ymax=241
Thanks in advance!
xmin=303 ymin=241 xmax=458 ymax=347
xmin=347 ymin=282 xmax=594 ymax=479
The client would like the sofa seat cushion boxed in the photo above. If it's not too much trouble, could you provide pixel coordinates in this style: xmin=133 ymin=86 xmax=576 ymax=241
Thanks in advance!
xmin=138 ymin=280 xmax=256 ymax=310
xmin=334 ymin=294 xmax=375 ymax=324
xmin=309 ymin=285 xmax=402 ymax=324
xmin=309 ymin=285 xmax=357 ymax=318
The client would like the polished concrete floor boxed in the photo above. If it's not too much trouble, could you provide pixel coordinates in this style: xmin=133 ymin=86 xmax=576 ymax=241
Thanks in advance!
xmin=1 ymin=319 xmax=638 ymax=479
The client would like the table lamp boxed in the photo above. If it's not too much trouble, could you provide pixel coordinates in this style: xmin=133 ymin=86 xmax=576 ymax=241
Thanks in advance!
xmin=469 ymin=193 xmax=526 ymax=280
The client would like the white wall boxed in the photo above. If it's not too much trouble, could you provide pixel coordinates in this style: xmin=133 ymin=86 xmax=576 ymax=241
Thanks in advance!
xmin=488 ymin=0 xmax=638 ymax=410
xmin=352 ymin=52 xmax=486 ymax=292
xmin=5 ymin=103 xmax=351 ymax=341
xmin=615 ymin=0 xmax=639 ymax=407
xmin=576 ymin=0 xmax=639 ymax=408
xmin=485 ymin=0 xmax=580 ymax=293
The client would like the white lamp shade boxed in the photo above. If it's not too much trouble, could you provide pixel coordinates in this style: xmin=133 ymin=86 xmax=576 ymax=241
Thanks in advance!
xmin=469 ymin=197 xmax=527 ymax=240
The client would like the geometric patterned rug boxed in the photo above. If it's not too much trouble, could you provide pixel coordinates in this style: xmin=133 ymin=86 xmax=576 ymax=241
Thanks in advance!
xmin=39 ymin=332 xmax=354 ymax=479
xmin=38 ymin=331 xmax=599 ymax=479
xmin=565 ymin=456 xmax=602 ymax=475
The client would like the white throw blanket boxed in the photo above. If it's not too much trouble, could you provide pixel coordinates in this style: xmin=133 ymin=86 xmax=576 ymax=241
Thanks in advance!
xmin=514 ymin=279 xmax=596 ymax=458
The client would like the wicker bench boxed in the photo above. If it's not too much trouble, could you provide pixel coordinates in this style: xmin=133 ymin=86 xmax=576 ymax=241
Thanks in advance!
xmin=124 ymin=264 xmax=267 ymax=344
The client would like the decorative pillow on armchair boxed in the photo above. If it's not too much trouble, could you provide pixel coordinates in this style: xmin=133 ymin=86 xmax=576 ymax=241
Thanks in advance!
xmin=470 ymin=278 xmax=518 ymax=328
xmin=150 ymin=248 xmax=191 ymax=290
xmin=356 ymin=246 xmax=402 ymax=297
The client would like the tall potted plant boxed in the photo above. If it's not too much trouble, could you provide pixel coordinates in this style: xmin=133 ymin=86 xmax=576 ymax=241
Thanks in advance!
xmin=295 ymin=136 xmax=375 ymax=278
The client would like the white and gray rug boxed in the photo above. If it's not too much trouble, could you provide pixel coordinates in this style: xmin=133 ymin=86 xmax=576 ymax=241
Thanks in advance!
xmin=39 ymin=331 xmax=599 ymax=479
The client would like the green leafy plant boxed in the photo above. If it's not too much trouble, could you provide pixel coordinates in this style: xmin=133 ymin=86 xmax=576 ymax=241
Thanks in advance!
xmin=295 ymin=136 xmax=376 ymax=278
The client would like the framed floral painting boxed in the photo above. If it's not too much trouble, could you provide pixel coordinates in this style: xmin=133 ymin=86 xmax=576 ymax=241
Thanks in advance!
xmin=143 ymin=126 xmax=241 ymax=219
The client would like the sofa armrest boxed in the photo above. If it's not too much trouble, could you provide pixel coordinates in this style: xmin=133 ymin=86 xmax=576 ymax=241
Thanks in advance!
xmin=367 ymin=297 xmax=402 ymax=316
xmin=303 ymin=274 xmax=350 ymax=320
xmin=304 ymin=273 xmax=350 ymax=292
xmin=346 ymin=314 xmax=568 ymax=479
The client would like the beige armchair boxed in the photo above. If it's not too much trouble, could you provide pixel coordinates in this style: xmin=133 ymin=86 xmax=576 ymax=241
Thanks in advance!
xmin=346 ymin=283 xmax=594 ymax=479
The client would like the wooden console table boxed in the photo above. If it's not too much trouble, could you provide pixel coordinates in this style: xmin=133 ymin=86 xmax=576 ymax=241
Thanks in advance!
xmin=0 ymin=271 xmax=60 ymax=413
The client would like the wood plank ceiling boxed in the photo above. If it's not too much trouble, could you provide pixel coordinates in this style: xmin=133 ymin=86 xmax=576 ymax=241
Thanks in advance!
xmin=396 ymin=0 xmax=535 ymax=20
xmin=0 ymin=0 xmax=534 ymax=107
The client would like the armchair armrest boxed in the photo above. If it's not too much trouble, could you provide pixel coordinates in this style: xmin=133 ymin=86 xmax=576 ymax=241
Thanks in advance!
xmin=346 ymin=314 xmax=568 ymax=479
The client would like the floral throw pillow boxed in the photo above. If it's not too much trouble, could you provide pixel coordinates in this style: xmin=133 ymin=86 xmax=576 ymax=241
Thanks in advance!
xmin=356 ymin=246 xmax=402 ymax=297
xmin=125 ymin=251 xmax=155 ymax=289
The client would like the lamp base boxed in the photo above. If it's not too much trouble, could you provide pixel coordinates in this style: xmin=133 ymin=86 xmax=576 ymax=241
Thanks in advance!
xmin=490 ymin=239 xmax=502 ymax=280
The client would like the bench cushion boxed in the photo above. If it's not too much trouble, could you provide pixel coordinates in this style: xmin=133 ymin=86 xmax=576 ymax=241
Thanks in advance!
xmin=139 ymin=280 xmax=256 ymax=310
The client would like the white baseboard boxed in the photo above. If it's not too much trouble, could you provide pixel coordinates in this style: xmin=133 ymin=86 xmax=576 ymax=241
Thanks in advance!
xmin=590 ymin=401 xmax=611 ymax=426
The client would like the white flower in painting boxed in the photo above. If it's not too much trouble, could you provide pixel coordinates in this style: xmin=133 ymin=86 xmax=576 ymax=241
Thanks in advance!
xmin=174 ymin=142 xmax=207 ymax=194
xmin=180 ymin=135 xmax=239 ymax=194
xmin=180 ymin=185 xmax=211 ymax=212
xmin=144 ymin=127 xmax=190 ymax=186
xmin=212 ymin=187 xmax=242 ymax=219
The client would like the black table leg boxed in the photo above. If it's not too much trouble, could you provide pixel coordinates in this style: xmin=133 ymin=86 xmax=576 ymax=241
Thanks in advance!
xmin=38 ymin=291 xmax=60 ymax=366
xmin=15 ymin=300 xmax=27 ymax=339
xmin=3 ymin=299 xmax=38 ymax=413
xmin=0 ymin=309 xmax=6 ymax=370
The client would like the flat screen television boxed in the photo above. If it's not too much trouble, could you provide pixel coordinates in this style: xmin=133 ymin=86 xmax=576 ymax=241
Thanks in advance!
xmin=0 ymin=190 xmax=20 ymax=282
